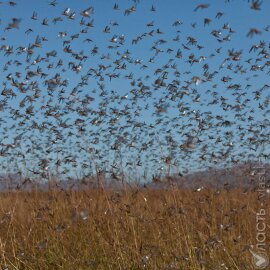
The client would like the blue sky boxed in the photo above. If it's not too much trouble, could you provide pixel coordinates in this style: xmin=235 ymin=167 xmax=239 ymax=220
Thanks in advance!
xmin=0 ymin=0 xmax=269 ymax=180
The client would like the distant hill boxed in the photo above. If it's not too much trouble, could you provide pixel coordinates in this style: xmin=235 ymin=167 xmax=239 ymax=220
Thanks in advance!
xmin=148 ymin=163 xmax=270 ymax=189
xmin=0 ymin=163 xmax=269 ymax=191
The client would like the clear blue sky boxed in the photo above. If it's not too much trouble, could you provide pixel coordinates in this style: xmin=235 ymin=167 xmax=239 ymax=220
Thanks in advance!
xmin=0 ymin=0 xmax=269 ymax=181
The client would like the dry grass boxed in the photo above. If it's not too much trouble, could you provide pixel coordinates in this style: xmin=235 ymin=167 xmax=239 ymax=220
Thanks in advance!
xmin=0 ymin=187 xmax=268 ymax=269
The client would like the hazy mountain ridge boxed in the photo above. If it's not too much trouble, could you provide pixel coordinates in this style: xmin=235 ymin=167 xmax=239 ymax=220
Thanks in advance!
xmin=1 ymin=163 xmax=269 ymax=191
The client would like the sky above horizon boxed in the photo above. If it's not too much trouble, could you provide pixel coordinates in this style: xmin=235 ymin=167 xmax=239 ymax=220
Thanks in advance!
xmin=0 ymin=0 xmax=269 ymax=181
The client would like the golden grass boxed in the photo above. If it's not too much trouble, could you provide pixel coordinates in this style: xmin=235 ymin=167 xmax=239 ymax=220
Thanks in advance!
xmin=0 ymin=187 xmax=268 ymax=269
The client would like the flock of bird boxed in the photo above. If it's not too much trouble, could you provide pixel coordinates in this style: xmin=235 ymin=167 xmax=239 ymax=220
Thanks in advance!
xmin=0 ymin=0 xmax=269 ymax=184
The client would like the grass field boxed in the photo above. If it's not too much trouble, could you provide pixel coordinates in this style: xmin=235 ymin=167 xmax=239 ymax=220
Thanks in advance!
xmin=0 ymin=187 xmax=268 ymax=269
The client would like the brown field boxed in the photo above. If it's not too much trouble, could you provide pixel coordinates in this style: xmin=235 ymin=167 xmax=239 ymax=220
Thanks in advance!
xmin=0 ymin=187 xmax=268 ymax=269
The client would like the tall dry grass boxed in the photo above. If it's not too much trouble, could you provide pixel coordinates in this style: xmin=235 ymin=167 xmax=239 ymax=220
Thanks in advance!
xmin=0 ymin=187 xmax=268 ymax=269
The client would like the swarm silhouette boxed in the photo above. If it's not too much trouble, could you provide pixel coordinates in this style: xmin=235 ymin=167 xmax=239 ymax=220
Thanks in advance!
xmin=0 ymin=0 xmax=269 ymax=186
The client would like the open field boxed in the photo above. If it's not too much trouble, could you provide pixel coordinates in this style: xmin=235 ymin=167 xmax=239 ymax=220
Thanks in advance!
xmin=0 ymin=187 xmax=268 ymax=269
xmin=0 ymin=0 xmax=270 ymax=269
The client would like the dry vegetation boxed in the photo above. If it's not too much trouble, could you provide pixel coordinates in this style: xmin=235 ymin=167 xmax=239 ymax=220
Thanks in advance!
xmin=0 ymin=187 xmax=268 ymax=269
